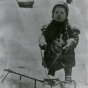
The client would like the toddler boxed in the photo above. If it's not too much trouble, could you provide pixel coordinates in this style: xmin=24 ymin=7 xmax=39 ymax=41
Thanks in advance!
xmin=39 ymin=2 xmax=80 ymax=87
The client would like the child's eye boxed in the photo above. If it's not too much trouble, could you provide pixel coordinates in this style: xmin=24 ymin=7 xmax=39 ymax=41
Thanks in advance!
xmin=56 ymin=12 xmax=58 ymax=14
xmin=61 ymin=12 xmax=64 ymax=14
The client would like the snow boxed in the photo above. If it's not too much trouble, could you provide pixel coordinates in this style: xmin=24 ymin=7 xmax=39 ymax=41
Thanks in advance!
xmin=0 ymin=0 xmax=88 ymax=88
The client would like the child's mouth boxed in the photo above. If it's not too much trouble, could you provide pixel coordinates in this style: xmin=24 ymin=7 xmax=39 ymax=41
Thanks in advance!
xmin=57 ymin=17 xmax=61 ymax=19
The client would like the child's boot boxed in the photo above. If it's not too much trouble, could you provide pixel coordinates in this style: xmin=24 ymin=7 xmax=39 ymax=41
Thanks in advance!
xmin=63 ymin=67 xmax=72 ymax=88
xmin=63 ymin=76 xmax=72 ymax=88
xmin=61 ymin=76 xmax=76 ymax=88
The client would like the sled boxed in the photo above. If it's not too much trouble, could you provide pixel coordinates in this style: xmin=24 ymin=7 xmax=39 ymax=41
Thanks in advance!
xmin=1 ymin=69 xmax=61 ymax=88
xmin=16 ymin=0 xmax=34 ymax=8
xmin=1 ymin=69 xmax=76 ymax=88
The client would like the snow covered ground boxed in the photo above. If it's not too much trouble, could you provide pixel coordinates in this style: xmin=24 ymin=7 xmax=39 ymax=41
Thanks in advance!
xmin=0 ymin=0 xmax=88 ymax=88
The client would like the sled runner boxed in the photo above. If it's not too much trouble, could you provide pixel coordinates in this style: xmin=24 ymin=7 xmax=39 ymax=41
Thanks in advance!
xmin=1 ymin=69 xmax=61 ymax=88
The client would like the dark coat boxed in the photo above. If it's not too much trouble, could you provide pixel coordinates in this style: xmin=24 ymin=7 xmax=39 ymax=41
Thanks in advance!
xmin=41 ymin=19 xmax=80 ymax=72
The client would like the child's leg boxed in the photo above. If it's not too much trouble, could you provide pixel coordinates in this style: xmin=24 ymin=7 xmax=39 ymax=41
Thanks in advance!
xmin=48 ymin=69 xmax=55 ymax=76
xmin=64 ymin=67 xmax=72 ymax=82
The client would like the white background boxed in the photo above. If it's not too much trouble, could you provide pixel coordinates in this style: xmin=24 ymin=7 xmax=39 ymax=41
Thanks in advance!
xmin=0 ymin=0 xmax=88 ymax=88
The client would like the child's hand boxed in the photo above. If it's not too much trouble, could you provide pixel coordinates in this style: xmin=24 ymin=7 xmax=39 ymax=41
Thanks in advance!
xmin=39 ymin=35 xmax=47 ymax=50
xmin=67 ymin=38 xmax=77 ymax=47
xmin=63 ymin=38 xmax=77 ymax=52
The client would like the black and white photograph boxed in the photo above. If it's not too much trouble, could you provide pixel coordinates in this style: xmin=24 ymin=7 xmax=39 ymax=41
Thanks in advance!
xmin=0 ymin=0 xmax=88 ymax=88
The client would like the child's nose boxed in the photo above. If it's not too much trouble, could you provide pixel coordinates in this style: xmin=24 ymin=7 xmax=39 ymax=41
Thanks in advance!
xmin=58 ymin=12 xmax=61 ymax=16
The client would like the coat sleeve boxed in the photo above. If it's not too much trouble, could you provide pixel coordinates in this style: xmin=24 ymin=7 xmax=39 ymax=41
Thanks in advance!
xmin=41 ymin=25 xmax=48 ymax=34
xmin=69 ymin=27 xmax=80 ymax=48
xmin=41 ymin=24 xmax=51 ymax=44
xmin=38 ymin=25 xmax=48 ymax=50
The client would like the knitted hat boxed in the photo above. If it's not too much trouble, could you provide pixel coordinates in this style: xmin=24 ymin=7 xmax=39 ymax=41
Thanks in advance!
xmin=52 ymin=2 xmax=69 ymax=18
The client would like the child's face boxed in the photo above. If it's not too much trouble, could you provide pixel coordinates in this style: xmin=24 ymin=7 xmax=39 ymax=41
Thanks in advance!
xmin=53 ymin=7 xmax=67 ymax=22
